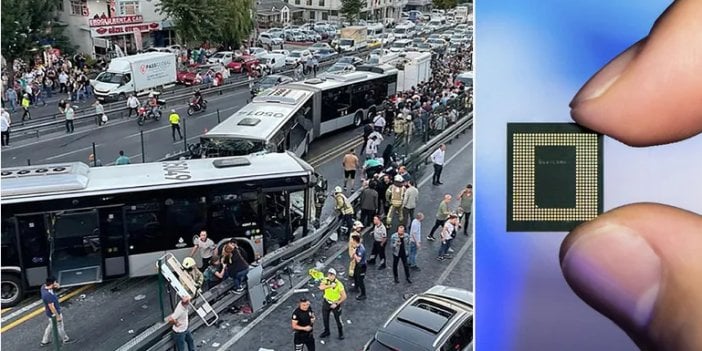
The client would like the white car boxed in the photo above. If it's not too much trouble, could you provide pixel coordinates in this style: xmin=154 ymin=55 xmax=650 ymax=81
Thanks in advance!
xmin=377 ymin=33 xmax=396 ymax=45
xmin=248 ymin=47 xmax=269 ymax=58
xmin=285 ymin=50 xmax=313 ymax=65
xmin=259 ymin=32 xmax=284 ymax=46
xmin=390 ymin=39 xmax=412 ymax=52
xmin=207 ymin=51 xmax=235 ymax=65
xmin=309 ymin=42 xmax=333 ymax=53
xmin=271 ymin=49 xmax=290 ymax=56
xmin=302 ymin=30 xmax=322 ymax=42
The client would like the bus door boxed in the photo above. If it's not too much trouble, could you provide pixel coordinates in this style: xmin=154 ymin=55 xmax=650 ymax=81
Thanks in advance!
xmin=48 ymin=209 xmax=104 ymax=287
xmin=99 ymin=206 xmax=128 ymax=279
xmin=15 ymin=214 xmax=50 ymax=288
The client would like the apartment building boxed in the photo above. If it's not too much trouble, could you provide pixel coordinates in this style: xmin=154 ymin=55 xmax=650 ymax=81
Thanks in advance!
xmin=289 ymin=0 xmax=407 ymax=23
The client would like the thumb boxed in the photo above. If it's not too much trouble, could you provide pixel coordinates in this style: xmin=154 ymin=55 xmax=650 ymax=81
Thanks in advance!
xmin=560 ymin=203 xmax=702 ymax=350
xmin=570 ymin=0 xmax=702 ymax=147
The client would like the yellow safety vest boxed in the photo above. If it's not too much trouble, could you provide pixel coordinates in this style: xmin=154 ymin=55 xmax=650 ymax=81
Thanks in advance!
xmin=322 ymin=278 xmax=344 ymax=302
xmin=169 ymin=113 xmax=180 ymax=125
xmin=21 ymin=98 xmax=30 ymax=108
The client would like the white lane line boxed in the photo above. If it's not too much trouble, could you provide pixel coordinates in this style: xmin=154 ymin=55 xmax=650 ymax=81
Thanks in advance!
xmin=44 ymin=144 xmax=100 ymax=161
xmin=215 ymin=137 xmax=474 ymax=350
xmin=0 ymin=299 xmax=44 ymax=323
xmin=436 ymin=241 xmax=472 ymax=286
xmin=417 ymin=139 xmax=473 ymax=188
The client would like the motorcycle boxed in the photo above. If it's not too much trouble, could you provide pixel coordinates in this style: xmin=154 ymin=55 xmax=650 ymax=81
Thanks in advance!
xmin=186 ymin=99 xmax=208 ymax=116
xmin=136 ymin=98 xmax=166 ymax=126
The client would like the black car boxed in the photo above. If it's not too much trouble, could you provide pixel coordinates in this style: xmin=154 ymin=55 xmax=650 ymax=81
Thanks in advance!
xmin=364 ymin=286 xmax=474 ymax=351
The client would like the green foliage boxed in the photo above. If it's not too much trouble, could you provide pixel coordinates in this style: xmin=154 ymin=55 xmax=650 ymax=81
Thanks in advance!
xmin=157 ymin=0 xmax=253 ymax=47
xmin=340 ymin=0 xmax=363 ymax=25
xmin=432 ymin=0 xmax=458 ymax=10
xmin=1 ymin=0 xmax=74 ymax=62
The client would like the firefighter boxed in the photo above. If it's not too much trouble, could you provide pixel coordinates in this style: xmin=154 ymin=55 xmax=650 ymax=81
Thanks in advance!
xmin=181 ymin=257 xmax=204 ymax=295
xmin=334 ymin=186 xmax=355 ymax=238
xmin=385 ymin=175 xmax=406 ymax=227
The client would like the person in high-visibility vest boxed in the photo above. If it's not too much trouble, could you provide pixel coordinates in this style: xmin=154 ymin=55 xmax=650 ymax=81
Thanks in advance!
xmin=318 ymin=268 xmax=346 ymax=340
xmin=385 ymin=175 xmax=406 ymax=227
xmin=21 ymin=94 xmax=31 ymax=121
xmin=169 ymin=109 xmax=183 ymax=141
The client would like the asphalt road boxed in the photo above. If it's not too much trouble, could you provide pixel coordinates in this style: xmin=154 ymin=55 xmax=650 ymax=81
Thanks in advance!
xmin=0 ymin=129 xmax=472 ymax=351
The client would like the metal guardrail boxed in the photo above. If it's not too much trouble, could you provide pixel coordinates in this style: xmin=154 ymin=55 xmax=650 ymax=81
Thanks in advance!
xmin=119 ymin=190 xmax=363 ymax=351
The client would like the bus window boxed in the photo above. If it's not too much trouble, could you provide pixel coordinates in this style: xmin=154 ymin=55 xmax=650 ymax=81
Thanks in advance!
xmin=125 ymin=202 xmax=165 ymax=254
xmin=1 ymin=217 xmax=20 ymax=267
xmin=17 ymin=215 xmax=49 ymax=268
xmin=262 ymin=191 xmax=291 ymax=250
xmin=164 ymin=197 xmax=208 ymax=241
xmin=208 ymin=191 xmax=261 ymax=241
xmin=321 ymin=87 xmax=351 ymax=122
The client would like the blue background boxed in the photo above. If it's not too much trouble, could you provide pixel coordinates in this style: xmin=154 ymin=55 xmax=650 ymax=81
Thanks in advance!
xmin=474 ymin=1 xmax=677 ymax=350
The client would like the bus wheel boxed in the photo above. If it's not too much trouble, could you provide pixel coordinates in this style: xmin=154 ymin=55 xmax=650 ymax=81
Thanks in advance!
xmin=353 ymin=112 xmax=363 ymax=127
xmin=1 ymin=275 xmax=23 ymax=308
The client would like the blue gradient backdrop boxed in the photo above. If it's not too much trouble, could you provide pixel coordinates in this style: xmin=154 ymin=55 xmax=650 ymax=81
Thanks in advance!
xmin=475 ymin=1 xmax=676 ymax=350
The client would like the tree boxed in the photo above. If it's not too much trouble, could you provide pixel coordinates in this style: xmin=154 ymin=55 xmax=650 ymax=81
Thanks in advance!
xmin=211 ymin=0 xmax=253 ymax=48
xmin=432 ymin=0 xmax=458 ymax=10
xmin=1 ymin=0 xmax=74 ymax=63
xmin=158 ymin=0 xmax=253 ymax=47
xmin=340 ymin=0 xmax=363 ymax=25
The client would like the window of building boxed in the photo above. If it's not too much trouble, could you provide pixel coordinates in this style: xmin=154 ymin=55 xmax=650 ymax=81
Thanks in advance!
xmin=118 ymin=0 xmax=141 ymax=16
xmin=57 ymin=0 xmax=64 ymax=12
xmin=306 ymin=0 xmax=312 ymax=6
xmin=331 ymin=10 xmax=338 ymax=16
xmin=69 ymin=0 xmax=87 ymax=16
xmin=322 ymin=11 xmax=328 ymax=20
xmin=319 ymin=0 xmax=325 ymax=6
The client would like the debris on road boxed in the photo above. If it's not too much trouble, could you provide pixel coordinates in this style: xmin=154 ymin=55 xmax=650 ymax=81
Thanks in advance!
xmin=134 ymin=294 xmax=146 ymax=301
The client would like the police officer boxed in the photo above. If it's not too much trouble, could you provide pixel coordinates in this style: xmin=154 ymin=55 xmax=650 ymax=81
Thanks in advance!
xmin=169 ymin=109 xmax=183 ymax=141
xmin=292 ymin=298 xmax=316 ymax=351
xmin=333 ymin=186 xmax=355 ymax=237
xmin=318 ymin=268 xmax=346 ymax=340
xmin=385 ymin=175 xmax=406 ymax=227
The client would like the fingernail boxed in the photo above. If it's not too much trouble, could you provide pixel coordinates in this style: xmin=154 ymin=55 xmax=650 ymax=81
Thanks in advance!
xmin=561 ymin=223 xmax=661 ymax=330
xmin=570 ymin=40 xmax=645 ymax=108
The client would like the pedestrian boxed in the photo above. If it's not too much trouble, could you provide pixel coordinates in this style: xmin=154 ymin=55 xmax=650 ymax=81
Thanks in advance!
xmin=361 ymin=123 xmax=373 ymax=155
xmin=373 ymin=113 xmax=386 ymax=133
xmin=437 ymin=213 xmax=459 ymax=261
xmin=21 ymin=94 xmax=31 ymax=121
xmin=1 ymin=108 xmax=11 ymax=146
xmin=127 ymin=94 xmax=140 ymax=117
xmin=430 ymin=144 xmax=446 ymax=185
xmin=312 ymin=57 xmax=319 ymax=77
xmin=5 ymin=86 xmax=17 ymax=113
xmin=93 ymin=101 xmax=105 ymax=126
xmin=402 ymin=180 xmax=419 ymax=228
xmin=40 ymin=276 xmax=77 ymax=347
xmin=365 ymin=135 xmax=381 ymax=159
xmin=385 ymin=175 xmax=406 ymax=227
xmin=341 ymin=148 xmax=359 ymax=191
xmin=368 ymin=215 xmax=387 ymax=269
xmin=189 ymin=229 xmax=216 ymax=270
xmin=427 ymin=194 xmax=452 ymax=241
xmin=376 ymin=175 xmax=392 ymax=216
xmin=457 ymin=184 xmax=473 ymax=235
xmin=180 ymin=257 xmax=204 ymax=295
xmin=359 ymin=180 xmax=378 ymax=227
xmin=362 ymin=156 xmax=383 ymax=180
xmin=333 ymin=186 xmax=355 ymax=237
xmin=88 ymin=153 xmax=103 ymax=167
xmin=169 ymin=109 xmax=183 ymax=141
xmin=318 ymin=268 xmax=346 ymax=340
xmin=114 ymin=150 xmax=131 ymax=165
xmin=347 ymin=221 xmax=363 ymax=289
xmin=58 ymin=71 xmax=68 ymax=93
xmin=166 ymin=295 xmax=195 ymax=351
xmin=352 ymin=234 xmax=368 ymax=300
xmin=390 ymin=225 xmax=412 ymax=284
xmin=292 ymin=298 xmax=316 ymax=351
xmin=382 ymin=143 xmax=394 ymax=169
xmin=221 ymin=240 xmax=249 ymax=293
xmin=64 ymin=103 xmax=75 ymax=133
xmin=408 ymin=213 xmax=424 ymax=270
xmin=203 ymin=255 xmax=227 ymax=291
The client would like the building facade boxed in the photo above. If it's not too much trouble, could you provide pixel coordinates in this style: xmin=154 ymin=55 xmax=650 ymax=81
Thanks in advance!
xmin=288 ymin=0 xmax=407 ymax=23
xmin=256 ymin=0 xmax=304 ymax=28
xmin=57 ymin=0 xmax=175 ymax=57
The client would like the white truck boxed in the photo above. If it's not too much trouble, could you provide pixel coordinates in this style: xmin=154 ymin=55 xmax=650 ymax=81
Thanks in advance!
xmin=395 ymin=51 xmax=432 ymax=92
xmin=92 ymin=52 xmax=177 ymax=102
xmin=455 ymin=6 xmax=469 ymax=23
xmin=338 ymin=26 xmax=368 ymax=52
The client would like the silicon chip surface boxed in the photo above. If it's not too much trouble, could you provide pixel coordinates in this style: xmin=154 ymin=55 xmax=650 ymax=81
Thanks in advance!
xmin=507 ymin=123 xmax=602 ymax=231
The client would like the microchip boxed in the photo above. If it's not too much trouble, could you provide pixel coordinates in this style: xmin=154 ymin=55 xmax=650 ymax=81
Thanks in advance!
xmin=507 ymin=123 xmax=602 ymax=232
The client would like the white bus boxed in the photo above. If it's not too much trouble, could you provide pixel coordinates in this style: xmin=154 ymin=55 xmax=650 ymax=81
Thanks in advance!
xmin=195 ymin=65 xmax=398 ymax=158
xmin=0 ymin=152 xmax=315 ymax=306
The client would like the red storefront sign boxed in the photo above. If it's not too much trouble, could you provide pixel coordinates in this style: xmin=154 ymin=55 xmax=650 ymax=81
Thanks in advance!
xmin=89 ymin=15 xmax=144 ymax=27
xmin=91 ymin=22 xmax=161 ymax=37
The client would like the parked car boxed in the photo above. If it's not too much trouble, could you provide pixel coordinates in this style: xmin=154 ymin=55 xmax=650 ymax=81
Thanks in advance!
xmin=363 ymin=286 xmax=474 ymax=351
xmin=309 ymin=42 xmax=333 ymax=54
xmin=337 ymin=56 xmax=364 ymax=66
xmin=415 ymin=42 xmax=433 ymax=52
xmin=226 ymin=55 xmax=260 ymax=73
xmin=259 ymin=32 xmax=284 ymax=46
xmin=259 ymin=53 xmax=286 ymax=72
xmin=271 ymin=49 xmax=291 ymax=57
xmin=302 ymin=30 xmax=322 ymax=42
xmin=207 ymin=51 xmax=235 ymax=65
xmin=254 ymin=74 xmax=294 ymax=93
xmin=368 ymin=38 xmax=383 ymax=49
xmin=390 ymin=39 xmax=412 ymax=53
xmin=454 ymin=71 xmax=473 ymax=88
xmin=313 ymin=48 xmax=338 ymax=62
xmin=325 ymin=62 xmax=355 ymax=74
xmin=426 ymin=38 xmax=448 ymax=50
xmin=177 ymin=63 xmax=226 ymax=86
xmin=285 ymin=49 xmax=313 ymax=65
xmin=248 ymin=47 xmax=269 ymax=58
xmin=377 ymin=32 xmax=396 ymax=45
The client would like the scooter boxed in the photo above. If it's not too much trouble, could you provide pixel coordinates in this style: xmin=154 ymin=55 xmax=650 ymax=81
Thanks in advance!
xmin=186 ymin=99 xmax=208 ymax=116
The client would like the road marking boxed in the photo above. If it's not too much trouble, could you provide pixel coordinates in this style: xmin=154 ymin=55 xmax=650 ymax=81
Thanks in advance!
xmin=215 ymin=137 xmax=473 ymax=349
xmin=1 ymin=308 xmax=11 ymax=313
xmin=0 ymin=285 xmax=93 ymax=333
xmin=44 ymin=144 xmax=101 ymax=161
xmin=308 ymin=137 xmax=364 ymax=168
xmin=436 ymin=240 xmax=473 ymax=286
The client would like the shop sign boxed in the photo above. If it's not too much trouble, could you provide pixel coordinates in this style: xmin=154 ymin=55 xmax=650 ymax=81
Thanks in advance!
xmin=91 ymin=22 xmax=161 ymax=37
xmin=89 ymin=15 xmax=144 ymax=27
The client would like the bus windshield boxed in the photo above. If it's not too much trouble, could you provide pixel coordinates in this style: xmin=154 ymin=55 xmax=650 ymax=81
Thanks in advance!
xmin=200 ymin=137 xmax=267 ymax=157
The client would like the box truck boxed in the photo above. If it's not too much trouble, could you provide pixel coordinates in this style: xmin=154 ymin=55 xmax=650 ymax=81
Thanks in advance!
xmin=92 ymin=52 xmax=177 ymax=102
xmin=395 ymin=52 xmax=432 ymax=92
xmin=338 ymin=26 xmax=368 ymax=52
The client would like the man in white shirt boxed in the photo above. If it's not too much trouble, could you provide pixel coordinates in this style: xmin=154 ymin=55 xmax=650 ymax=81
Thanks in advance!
xmin=166 ymin=295 xmax=195 ymax=351
xmin=373 ymin=113 xmax=386 ymax=133
xmin=1 ymin=108 xmax=10 ymax=146
xmin=437 ymin=213 xmax=459 ymax=261
xmin=189 ymin=230 xmax=216 ymax=270
xmin=430 ymin=144 xmax=446 ymax=185
xmin=126 ymin=94 xmax=140 ymax=117
xmin=365 ymin=132 xmax=383 ymax=159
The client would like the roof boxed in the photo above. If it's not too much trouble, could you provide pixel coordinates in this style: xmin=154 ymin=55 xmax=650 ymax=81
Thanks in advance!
xmin=1 ymin=152 xmax=312 ymax=204
xmin=256 ymin=0 xmax=302 ymax=15
xmin=204 ymin=88 xmax=314 ymax=141
xmin=285 ymin=68 xmax=398 ymax=92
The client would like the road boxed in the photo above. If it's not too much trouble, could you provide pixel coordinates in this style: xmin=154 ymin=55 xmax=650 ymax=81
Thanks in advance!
xmin=0 ymin=129 xmax=472 ymax=351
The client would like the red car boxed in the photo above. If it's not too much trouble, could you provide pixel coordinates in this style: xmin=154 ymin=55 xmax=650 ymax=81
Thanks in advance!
xmin=177 ymin=64 xmax=223 ymax=86
xmin=227 ymin=55 xmax=260 ymax=73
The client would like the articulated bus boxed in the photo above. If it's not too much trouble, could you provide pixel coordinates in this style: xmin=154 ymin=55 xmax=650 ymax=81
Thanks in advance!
xmin=194 ymin=65 xmax=398 ymax=158
xmin=0 ymin=152 xmax=315 ymax=307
